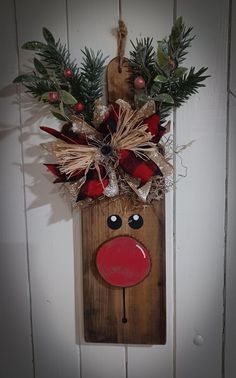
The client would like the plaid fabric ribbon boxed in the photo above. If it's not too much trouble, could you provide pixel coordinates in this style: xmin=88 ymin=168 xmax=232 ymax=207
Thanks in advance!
xmin=41 ymin=101 xmax=167 ymax=201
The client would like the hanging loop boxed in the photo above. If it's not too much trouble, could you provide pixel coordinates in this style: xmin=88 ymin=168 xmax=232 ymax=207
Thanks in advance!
xmin=117 ymin=19 xmax=127 ymax=73
xmin=117 ymin=0 xmax=127 ymax=73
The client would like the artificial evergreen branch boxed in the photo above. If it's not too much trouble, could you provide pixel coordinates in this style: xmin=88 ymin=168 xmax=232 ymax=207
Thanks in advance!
xmin=21 ymin=28 xmax=81 ymax=95
xmin=153 ymin=67 xmax=209 ymax=122
xmin=80 ymin=48 xmax=107 ymax=122
xmin=25 ymin=78 xmax=56 ymax=97
xmin=13 ymin=28 xmax=107 ymax=123
xmin=170 ymin=67 xmax=209 ymax=107
xmin=37 ymin=39 xmax=80 ymax=79
xmin=168 ymin=17 xmax=195 ymax=65
xmin=129 ymin=17 xmax=209 ymax=123
xmin=129 ymin=38 xmax=157 ymax=86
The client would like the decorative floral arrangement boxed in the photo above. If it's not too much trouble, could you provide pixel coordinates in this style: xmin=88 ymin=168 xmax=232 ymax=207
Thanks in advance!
xmin=14 ymin=17 xmax=208 ymax=207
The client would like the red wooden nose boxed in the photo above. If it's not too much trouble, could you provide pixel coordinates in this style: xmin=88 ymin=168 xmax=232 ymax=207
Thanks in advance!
xmin=96 ymin=236 xmax=151 ymax=287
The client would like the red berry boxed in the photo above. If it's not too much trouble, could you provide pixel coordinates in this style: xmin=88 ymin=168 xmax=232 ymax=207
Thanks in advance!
xmin=64 ymin=68 xmax=73 ymax=78
xmin=74 ymin=102 xmax=85 ymax=113
xmin=134 ymin=76 xmax=146 ymax=89
xmin=48 ymin=92 xmax=59 ymax=103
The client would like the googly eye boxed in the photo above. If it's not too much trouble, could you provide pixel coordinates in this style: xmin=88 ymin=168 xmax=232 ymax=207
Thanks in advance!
xmin=128 ymin=214 xmax=143 ymax=229
xmin=107 ymin=214 xmax=122 ymax=230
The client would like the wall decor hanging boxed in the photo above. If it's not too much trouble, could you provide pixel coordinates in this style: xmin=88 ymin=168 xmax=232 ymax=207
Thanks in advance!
xmin=14 ymin=15 xmax=208 ymax=344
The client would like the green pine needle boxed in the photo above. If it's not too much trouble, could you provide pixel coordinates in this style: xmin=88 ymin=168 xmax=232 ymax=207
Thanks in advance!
xmin=13 ymin=28 xmax=107 ymax=122
xmin=80 ymin=47 xmax=107 ymax=122
xmin=170 ymin=67 xmax=209 ymax=107
xmin=130 ymin=18 xmax=209 ymax=123
xmin=130 ymin=38 xmax=157 ymax=86
xmin=168 ymin=16 xmax=195 ymax=64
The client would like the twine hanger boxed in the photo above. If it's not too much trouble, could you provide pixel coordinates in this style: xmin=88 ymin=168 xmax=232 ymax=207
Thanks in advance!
xmin=117 ymin=0 xmax=127 ymax=73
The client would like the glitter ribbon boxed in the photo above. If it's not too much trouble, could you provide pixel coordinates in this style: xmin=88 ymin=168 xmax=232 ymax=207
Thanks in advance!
xmin=127 ymin=179 xmax=152 ymax=202
xmin=103 ymin=169 xmax=119 ymax=197
xmin=146 ymin=149 xmax=173 ymax=176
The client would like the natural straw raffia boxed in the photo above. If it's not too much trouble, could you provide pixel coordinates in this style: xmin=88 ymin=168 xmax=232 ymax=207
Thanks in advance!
xmin=110 ymin=103 xmax=156 ymax=154
xmin=50 ymin=141 xmax=101 ymax=178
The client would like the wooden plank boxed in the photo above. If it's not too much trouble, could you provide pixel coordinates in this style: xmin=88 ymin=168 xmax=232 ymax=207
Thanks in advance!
xmin=120 ymin=0 xmax=174 ymax=376
xmin=68 ymin=0 xmax=126 ymax=376
xmin=225 ymin=0 xmax=236 ymax=376
xmin=15 ymin=1 xmax=79 ymax=377
xmin=175 ymin=1 xmax=229 ymax=377
xmin=107 ymin=57 xmax=134 ymax=104
xmin=0 ymin=1 xmax=33 ymax=377
xmin=81 ymin=196 xmax=166 ymax=344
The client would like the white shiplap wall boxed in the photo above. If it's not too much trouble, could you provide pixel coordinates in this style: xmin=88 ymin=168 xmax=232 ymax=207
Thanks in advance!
xmin=0 ymin=0 xmax=235 ymax=377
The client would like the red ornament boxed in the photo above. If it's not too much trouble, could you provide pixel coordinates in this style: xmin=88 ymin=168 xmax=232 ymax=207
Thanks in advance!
xmin=134 ymin=76 xmax=146 ymax=89
xmin=96 ymin=236 xmax=151 ymax=287
xmin=63 ymin=68 xmax=73 ymax=78
xmin=48 ymin=91 xmax=59 ymax=103
xmin=74 ymin=102 xmax=85 ymax=113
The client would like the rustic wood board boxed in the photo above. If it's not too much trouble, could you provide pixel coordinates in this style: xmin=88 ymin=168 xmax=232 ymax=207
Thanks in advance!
xmin=106 ymin=57 xmax=134 ymax=105
xmin=80 ymin=195 xmax=166 ymax=344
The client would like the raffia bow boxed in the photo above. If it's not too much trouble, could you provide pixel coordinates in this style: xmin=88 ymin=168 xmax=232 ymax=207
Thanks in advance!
xmin=41 ymin=100 xmax=173 ymax=205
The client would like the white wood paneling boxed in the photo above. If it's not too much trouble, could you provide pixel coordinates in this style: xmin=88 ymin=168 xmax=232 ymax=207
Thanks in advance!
xmin=121 ymin=1 xmax=175 ymax=377
xmin=175 ymin=1 xmax=229 ymax=377
xmin=225 ymin=0 xmax=236 ymax=376
xmin=0 ymin=1 xmax=33 ymax=377
xmin=15 ymin=1 xmax=79 ymax=377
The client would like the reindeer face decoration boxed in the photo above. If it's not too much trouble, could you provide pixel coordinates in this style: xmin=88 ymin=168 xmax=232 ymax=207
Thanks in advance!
xmin=81 ymin=195 xmax=166 ymax=344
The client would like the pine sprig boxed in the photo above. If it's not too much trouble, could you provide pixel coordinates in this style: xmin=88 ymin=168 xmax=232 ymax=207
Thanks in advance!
xmin=129 ymin=17 xmax=209 ymax=123
xmin=170 ymin=67 xmax=209 ymax=107
xmin=129 ymin=38 xmax=157 ymax=86
xmin=80 ymin=47 xmax=107 ymax=121
xmin=37 ymin=39 xmax=80 ymax=79
xmin=13 ymin=28 xmax=107 ymax=123
xmin=168 ymin=17 xmax=195 ymax=64
xmin=25 ymin=78 xmax=56 ymax=97
xmin=156 ymin=67 xmax=209 ymax=122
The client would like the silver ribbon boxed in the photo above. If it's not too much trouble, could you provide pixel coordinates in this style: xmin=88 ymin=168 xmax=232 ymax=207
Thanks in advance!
xmin=127 ymin=179 xmax=152 ymax=202
xmin=103 ymin=169 xmax=119 ymax=197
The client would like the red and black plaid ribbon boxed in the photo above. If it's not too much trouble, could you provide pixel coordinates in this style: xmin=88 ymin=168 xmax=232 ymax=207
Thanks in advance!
xmin=41 ymin=103 xmax=166 ymax=200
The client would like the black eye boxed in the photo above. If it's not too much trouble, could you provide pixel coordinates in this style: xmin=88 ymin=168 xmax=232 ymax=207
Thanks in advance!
xmin=107 ymin=214 xmax=122 ymax=230
xmin=128 ymin=214 xmax=143 ymax=229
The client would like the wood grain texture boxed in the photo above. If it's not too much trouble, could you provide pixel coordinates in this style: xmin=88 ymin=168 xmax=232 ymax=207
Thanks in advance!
xmin=107 ymin=57 xmax=134 ymax=105
xmin=80 ymin=196 xmax=166 ymax=344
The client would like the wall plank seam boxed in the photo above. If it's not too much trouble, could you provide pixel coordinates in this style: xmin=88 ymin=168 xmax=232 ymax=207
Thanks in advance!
xmin=66 ymin=1 xmax=82 ymax=376
xmin=173 ymin=0 xmax=177 ymax=376
xmin=223 ymin=0 xmax=233 ymax=377
xmin=13 ymin=0 xmax=35 ymax=376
